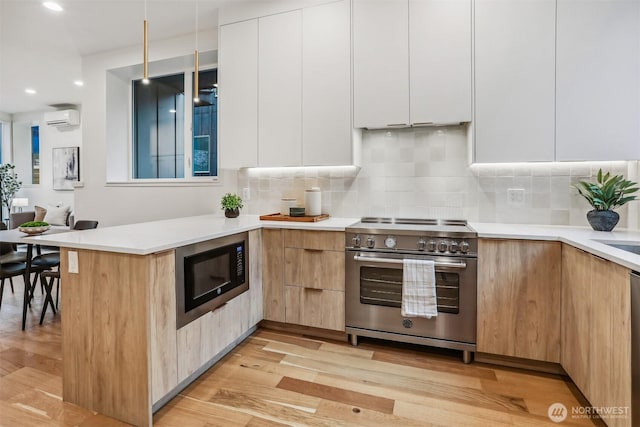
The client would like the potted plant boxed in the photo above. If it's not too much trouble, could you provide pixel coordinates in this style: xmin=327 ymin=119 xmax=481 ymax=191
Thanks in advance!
xmin=221 ymin=193 xmax=243 ymax=218
xmin=0 ymin=164 xmax=22 ymax=225
xmin=18 ymin=220 xmax=51 ymax=235
xmin=573 ymin=169 xmax=639 ymax=231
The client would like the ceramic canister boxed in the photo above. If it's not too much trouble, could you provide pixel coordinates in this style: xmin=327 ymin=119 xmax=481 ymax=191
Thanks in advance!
xmin=280 ymin=198 xmax=297 ymax=216
xmin=304 ymin=187 xmax=322 ymax=216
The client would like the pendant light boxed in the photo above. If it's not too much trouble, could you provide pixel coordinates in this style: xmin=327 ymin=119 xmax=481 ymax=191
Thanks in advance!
xmin=142 ymin=0 xmax=149 ymax=84
xmin=193 ymin=0 xmax=200 ymax=103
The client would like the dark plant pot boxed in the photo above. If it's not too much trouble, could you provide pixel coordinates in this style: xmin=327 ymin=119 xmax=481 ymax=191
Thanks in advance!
xmin=224 ymin=208 xmax=240 ymax=218
xmin=586 ymin=209 xmax=619 ymax=232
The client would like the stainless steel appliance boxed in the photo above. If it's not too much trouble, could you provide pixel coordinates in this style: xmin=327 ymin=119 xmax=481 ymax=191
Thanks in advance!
xmin=345 ymin=218 xmax=477 ymax=363
xmin=631 ymin=271 xmax=639 ymax=426
xmin=175 ymin=232 xmax=248 ymax=328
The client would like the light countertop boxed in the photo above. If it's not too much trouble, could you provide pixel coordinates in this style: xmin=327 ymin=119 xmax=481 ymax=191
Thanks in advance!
xmin=471 ymin=222 xmax=640 ymax=271
xmin=25 ymin=215 xmax=359 ymax=255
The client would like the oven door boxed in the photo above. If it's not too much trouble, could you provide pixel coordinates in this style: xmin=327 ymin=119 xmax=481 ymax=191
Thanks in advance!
xmin=345 ymin=251 xmax=476 ymax=345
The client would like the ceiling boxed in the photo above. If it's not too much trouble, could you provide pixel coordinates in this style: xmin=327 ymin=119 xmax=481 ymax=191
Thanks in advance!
xmin=0 ymin=0 xmax=228 ymax=114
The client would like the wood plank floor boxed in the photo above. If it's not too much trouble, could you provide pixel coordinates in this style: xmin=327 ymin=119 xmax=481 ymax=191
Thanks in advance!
xmin=0 ymin=277 xmax=598 ymax=426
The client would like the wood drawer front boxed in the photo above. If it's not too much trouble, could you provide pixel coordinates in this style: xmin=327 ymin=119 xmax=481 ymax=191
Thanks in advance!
xmin=285 ymin=286 xmax=345 ymax=331
xmin=283 ymin=230 xmax=344 ymax=251
xmin=284 ymin=248 xmax=345 ymax=291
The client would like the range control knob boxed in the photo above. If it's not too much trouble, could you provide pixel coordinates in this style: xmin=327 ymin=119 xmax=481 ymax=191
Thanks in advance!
xmin=437 ymin=240 xmax=448 ymax=253
xmin=366 ymin=236 xmax=376 ymax=249
xmin=427 ymin=240 xmax=437 ymax=252
xmin=449 ymin=241 xmax=460 ymax=253
xmin=352 ymin=235 xmax=361 ymax=247
xmin=460 ymin=241 xmax=470 ymax=254
xmin=417 ymin=238 xmax=427 ymax=251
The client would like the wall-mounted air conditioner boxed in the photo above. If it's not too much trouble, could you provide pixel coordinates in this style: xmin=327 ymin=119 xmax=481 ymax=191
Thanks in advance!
xmin=44 ymin=109 xmax=80 ymax=127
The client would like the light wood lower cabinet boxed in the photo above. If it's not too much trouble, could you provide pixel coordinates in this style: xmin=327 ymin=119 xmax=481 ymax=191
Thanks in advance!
xmin=562 ymin=245 xmax=631 ymax=427
xmin=263 ymin=228 xmax=345 ymax=332
xmin=477 ymin=239 xmax=561 ymax=363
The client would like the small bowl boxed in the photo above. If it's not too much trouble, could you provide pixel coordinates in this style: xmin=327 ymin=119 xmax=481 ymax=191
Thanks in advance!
xmin=18 ymin=225 xmax=51 ymax=235
xmin=289 ymin=207 xmax=305 ymax=217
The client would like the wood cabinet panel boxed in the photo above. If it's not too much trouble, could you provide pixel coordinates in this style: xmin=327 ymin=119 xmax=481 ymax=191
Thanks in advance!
xmin=561 ymin=245 xmax=592 ymax=394
xmin=150 ymin=251 xmax=178 ymax=404
xmin=285 ymin=286 xmax=345 ymax=331
xmin=283 ymin=229 xmax=344 ymax=251
xmin=263 ymin=229 xmax=285 ymax=322
xmin=477 ymin=239 xmax=561 ymax=362
xmin=284 ymin=248 xmax=345 ymax=291
xmin=562 ymin=244 xmax=632 ymax=425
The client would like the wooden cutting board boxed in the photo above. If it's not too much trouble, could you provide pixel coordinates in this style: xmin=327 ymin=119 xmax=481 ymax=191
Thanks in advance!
xmin=259 ymin=213 xmax=330 ymax=222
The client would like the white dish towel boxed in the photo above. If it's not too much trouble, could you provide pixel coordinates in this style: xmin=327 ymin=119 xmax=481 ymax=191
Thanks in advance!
xmin=401 ymin=258 xmax=438 ymax=319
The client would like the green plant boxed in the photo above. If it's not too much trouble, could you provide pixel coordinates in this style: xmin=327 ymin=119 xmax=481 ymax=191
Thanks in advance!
xmin=19 ymin=221 xmax=49 ymax=227
xmin=220 ymin=193 xmax=243 ymax=210
xmin=573 ymin=169 xmax=639 ymax=211
xmin=0 ymin=164 xmax=22 ymax=215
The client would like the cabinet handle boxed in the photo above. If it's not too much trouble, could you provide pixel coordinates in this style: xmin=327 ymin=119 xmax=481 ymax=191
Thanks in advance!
xmin=303 ymin=248 xmax=323 ymax=253
xmin=386 ymin=123 xmax=408 ymax=127
xmin=211 ymin=303 xmax=227 ymax=313
xmin=303 ymin=287 xmax=323 ymax=291
xmin=412 ymin=122 xmax=434 ymax=127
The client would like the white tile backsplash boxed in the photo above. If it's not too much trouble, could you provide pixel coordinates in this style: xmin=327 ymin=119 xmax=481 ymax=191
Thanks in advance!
xmin=238 ymin=127 xmax=639 ymax=228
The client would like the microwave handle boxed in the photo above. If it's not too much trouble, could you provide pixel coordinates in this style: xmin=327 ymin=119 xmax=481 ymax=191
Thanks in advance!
xmin=353 ymin=255 xmax=466 ymax=269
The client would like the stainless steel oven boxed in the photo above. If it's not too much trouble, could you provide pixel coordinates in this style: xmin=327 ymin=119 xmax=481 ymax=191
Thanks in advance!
xmin=345 ymin=218 xmax=477 ymax=363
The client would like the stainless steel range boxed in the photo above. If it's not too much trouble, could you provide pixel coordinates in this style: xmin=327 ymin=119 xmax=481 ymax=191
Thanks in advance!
xmin=345 ymin=218 xmax=477 ymax=363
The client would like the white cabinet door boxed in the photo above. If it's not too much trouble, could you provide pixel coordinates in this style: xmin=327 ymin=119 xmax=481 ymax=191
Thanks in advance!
xmin=218 ymin=20 xmax=258 ymax=168
xmin=474 ymin=0 xmax=556 ymax=163
xmin=353 ymin=0 xmax=409 ymax=128
xmin=302 ymin=0 xmax=351 ymax=166
xmin=409 ymin=0 xmax=472 ymax=125
xmin=556 ymin=0 xmax=640 ymax=161
xmin=258 ymin=10 xmax=302 ymax=167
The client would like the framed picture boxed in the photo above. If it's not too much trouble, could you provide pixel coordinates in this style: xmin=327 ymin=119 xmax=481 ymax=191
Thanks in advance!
xmin=53 ymin=147 xmax=80 ymax=190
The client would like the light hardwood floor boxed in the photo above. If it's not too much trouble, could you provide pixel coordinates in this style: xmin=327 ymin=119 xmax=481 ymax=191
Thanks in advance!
xmin=0 ymin=277 xmax=598 ymax=426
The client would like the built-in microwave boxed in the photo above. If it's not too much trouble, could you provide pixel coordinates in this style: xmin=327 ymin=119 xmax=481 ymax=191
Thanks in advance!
xmin=175 ymin=232 xmax=248 ymax=328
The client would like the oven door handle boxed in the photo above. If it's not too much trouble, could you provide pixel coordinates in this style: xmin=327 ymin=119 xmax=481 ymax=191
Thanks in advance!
xmin=353 ymin=255 xmax=467 ymax=269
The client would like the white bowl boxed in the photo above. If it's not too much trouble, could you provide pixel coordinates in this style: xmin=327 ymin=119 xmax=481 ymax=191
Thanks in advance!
xmin=18 ymin=225 xmax=51 ymax=235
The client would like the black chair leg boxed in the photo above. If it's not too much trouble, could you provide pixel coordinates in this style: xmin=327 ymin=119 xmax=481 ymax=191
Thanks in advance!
xmin=55 ymin=277 xmax=60 ymax=310
xmin=9 ymin=277 xmax=14 ymax=293
xmin=0 ymin=278 xmax=4 ymax=310
xmin=22 ymin=273 xmax=29 ymax=330
xmin=39 ymin=274 xmax=56 ymax=325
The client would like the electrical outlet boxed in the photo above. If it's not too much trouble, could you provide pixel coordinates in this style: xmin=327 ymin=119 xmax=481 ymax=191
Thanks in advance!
xmin=242 ymin=187 xmax=250 ymax=201
xmin=507 ymin=188 xmax=526 ymax=206
xmin=68 ymin=251 xmax=79 ymax=274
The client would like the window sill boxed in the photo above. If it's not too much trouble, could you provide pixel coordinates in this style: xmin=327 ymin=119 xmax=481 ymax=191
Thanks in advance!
xmin=106 ymin=178 xmax=220 ymax=187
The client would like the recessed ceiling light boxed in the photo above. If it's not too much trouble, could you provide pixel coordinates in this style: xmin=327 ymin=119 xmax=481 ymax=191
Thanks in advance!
xmin=25 ymin=88 xmax=37 ymax=95
xmin=43 ymin=2 xmax=63 ymax=12
xmin=74 ymin=80 xmax=84 ymax=87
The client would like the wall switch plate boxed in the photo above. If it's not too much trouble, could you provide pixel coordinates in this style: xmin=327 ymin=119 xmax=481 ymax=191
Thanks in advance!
xmin=507 ymin=188 xmax=526 ymax=206
xmin=68 ymin=251 xmax=79 ymax=274
xmin=242 ymin=187 xmax=250 ymax=201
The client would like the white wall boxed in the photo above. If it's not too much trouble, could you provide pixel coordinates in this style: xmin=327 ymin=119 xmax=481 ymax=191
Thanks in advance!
xmin=76 ymin=29 xmax=238 ymax=227
xmin=10 ymin=110 xmax=78 ymax=211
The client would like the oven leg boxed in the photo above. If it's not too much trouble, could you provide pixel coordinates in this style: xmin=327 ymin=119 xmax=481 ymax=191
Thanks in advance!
xmin=462 ymin=351 xmax=473 ymax=364
xmin=349 ymin=334 xmax=358 ymax=346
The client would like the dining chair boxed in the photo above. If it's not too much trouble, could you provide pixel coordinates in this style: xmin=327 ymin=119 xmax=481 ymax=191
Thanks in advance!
xmin=0 ymin=222 xmax=27 ymax=296
xmin=38 ymin=220 xmax=99 ymax=323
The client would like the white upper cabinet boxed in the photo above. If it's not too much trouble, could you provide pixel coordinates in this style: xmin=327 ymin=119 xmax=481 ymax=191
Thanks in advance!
xmin=218 ymin=20 xmax=258 ymax=169
xmin=258 ymin=10 xmax=303 ymax=167
xmin=302 ymin=0 xmax=352 ymax=166
xmin=353 ymin=0 xmax=472 ymax=129
xmin=555 ymin=0 xmax=640 ymax=161
xmin=353 ymin=0 xmax=410 ymax=128
xmin=474 ymin=0 xmax=556 ymax=163
xmin=409 ymin=0 xmax=472 ymax=125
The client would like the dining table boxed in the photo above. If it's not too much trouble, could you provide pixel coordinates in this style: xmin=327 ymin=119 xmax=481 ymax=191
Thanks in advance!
xmin=0 ymin=227 xmax=69 ymax=329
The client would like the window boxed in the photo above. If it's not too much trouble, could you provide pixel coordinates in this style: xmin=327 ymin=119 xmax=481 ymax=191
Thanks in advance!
xmin=132 ymin=69 xmax=218 ymax=180
xmin=31 ymin=126 xmax=40 ymax=184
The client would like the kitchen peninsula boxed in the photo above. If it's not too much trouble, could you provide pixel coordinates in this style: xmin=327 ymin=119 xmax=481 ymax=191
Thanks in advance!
xmin=29 ymin=214 xmax=356 ymax=426
xmin=30 ymin=216 xmax=640 ymax=426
